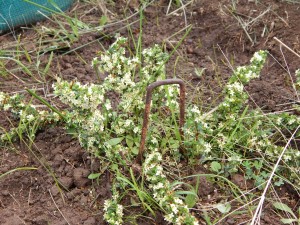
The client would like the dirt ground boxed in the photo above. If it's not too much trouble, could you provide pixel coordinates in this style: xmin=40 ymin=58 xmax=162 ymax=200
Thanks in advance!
xmin=0 ymin=0 xmax=299 ymax=224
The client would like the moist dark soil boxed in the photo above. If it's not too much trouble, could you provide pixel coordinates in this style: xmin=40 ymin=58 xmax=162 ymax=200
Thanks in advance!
xmin=1 ymin=0 xmax=300 ymax=224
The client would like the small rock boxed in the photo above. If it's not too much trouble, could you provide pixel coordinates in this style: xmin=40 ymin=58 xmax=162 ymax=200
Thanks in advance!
xmin=73 ymin=168 xmax=91 ymax=188
xmin=186 ymin=39 xmax=193 ymax=44
xmin=226 ymin=218 xmax=236 ymax=224
xmin=84 ymin=217 xmax=96 ymax=225
xmin=28 ymin=199 xmax=35 ymax=205
xmin=59 ymin=176 xmax=74 ymax=189
xmin=52 ymin=154 xmax=64 ymax=167
xmin=1 ymin=190 xmax=9 ymax=196
xmin=231 ymin=174 xmax=247 ymax=189
xmin=197 ymin=176 xmax=214 ymax=197
xmin=187 ymin=46 xmax=194 ymax=54
xmin=194 ymin=48 xmax=203 ymax=56
xmin=33 ymin=215 xmax=48 ymax=225
xmin=50 ymin=185 xmax=60 ymax=197
xmin=83 ymin=189 xmax=90 ymax=196
xmin=65 ymin=63 xmax=72 ymax=69
xmin=131 ymin=163 xmax=142 ymax=177
xmin=80 ymin=195 xmax=88 ymax=205
xmin=63 ymin=165 xmax=73 ymax=177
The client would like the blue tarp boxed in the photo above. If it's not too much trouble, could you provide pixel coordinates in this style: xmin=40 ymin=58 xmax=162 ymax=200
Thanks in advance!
xmin=0 ymin=0 xmax=74 ymax=33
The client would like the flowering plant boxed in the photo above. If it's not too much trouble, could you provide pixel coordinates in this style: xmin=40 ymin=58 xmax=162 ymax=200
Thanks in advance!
xmin=0 ymin=92 xmax=60 ymax=144
xmin=184 ymin=50 xmax=300 ymax=187
xmin=1 ymin=36 xmax=300 ymax=224
xmin=143 ymin=150 xmax=198 ymax=225
xmin=103 ymin=189 xmax=124 ymax=225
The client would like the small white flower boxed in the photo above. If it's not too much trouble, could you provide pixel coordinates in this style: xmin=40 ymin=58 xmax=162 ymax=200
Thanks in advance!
xmin=105 ymin=101 xmax=112 ymax=111
xmin=191 ymin=105 xmax=200 ymax=114
xmin=288 ymin=118 xmax=296 ymax=125
xmin=3 ymin=104 xmax=11 ymax=111
xmin=0 ymin=93 xmax=5 ymax=103
xmin=103 ymin=199 xmax=111 ymax=212
xmin=133 ymin=127 xmax=140 ymax=134
xmin=26 ymin=114 xmax=35 ymax=122
xmin=116 ymin=204 xmax=123 ymax=216
xmin=153 ymin=182 xmax=164 ymax=190
xmin=174 ymin=197 xmax=183 ymax=205
xmin=276 ymin=117 xmax=282 ymax=125
xmin=124 ymin=119 xmax=132 ymax=127
xmin=252 ymin=51 xmax=263 ymax=62
xmin=193 ymin=220 xmax=199 ymax=225
xmin=203 ymin=142 xmax=212 ymax=153
xmin=151 ymin=137 xmax=158 ymax=144
xmin=164 ymin=213 xmax=174 ymax=223
xmin=170 ymin=204 xmax=179 ymax=214
xmin=283 ymin=154 xmax=292 ymax=161
xmin=91 ymin=57 xmax=98 ymax=67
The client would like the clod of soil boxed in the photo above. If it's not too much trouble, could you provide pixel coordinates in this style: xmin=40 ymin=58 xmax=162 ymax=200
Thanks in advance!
xmin=73 ymin=168 xmax=91 ymax=188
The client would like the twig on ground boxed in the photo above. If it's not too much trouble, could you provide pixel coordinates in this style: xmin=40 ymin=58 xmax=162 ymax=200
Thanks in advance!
xmin=274 ymin=37 xmax=300 ymax=59
xmin=49 ymin=189 xmax=71 ymax=225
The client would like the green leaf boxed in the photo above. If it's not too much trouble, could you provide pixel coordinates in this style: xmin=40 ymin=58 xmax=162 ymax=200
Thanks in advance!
xmin=99 ymin=16 xmax=107 ymax=26
xmin=215 ymin=203 xmax=231 ymax=214
xmin=185 ymin=194 xmax=197 ymax=208
xmin=110 ymin=164 xmax=119 ymax=171
xmin=161 ymin=138 xmax=168 ymax=148
xmin=176 ymin=190 xmax=198 ymax=197
xmin=107 ymin=137 xmax=124 ymax=146
xmin=280 ymin=219 xmax=297 ymax=224
xmin=131 ymin=147 xmax=139 ymax=155
xmin=43 ymin=51 xmax=53 ymax=75
xmin=66 ymin=127 xmax=77 ymax=135
xmin=274 ymin=179 xmax=284 ymax=187
xmin=273 ymin=202 xmax=296 ymax=217
xmin=210 ymin=161 xmax=222 ymax=173
xmin=88 ymin=173 xmax=101 ymax=179
xmin=170 ymin=181 xmax=185 ymax=188
xmin=0 ymin=167 xmax=37 ymax=179
xmin=126 ymin=136 xmax=134 ymax=148
xmin=130 ymin=197 xmax=139 ymax=206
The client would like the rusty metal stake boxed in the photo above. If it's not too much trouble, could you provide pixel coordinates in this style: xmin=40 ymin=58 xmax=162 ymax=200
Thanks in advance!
xmin=136 ymin=78 xmax=186 ymax=164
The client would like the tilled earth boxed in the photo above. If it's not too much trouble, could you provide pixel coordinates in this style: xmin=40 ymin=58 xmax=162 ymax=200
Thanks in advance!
xmin=0 ymin=0 xmax=299 ymax=224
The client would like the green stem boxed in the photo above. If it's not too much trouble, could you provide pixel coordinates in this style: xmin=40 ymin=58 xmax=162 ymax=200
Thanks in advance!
xmin=26 ymin=89 xmax=66 ymax=120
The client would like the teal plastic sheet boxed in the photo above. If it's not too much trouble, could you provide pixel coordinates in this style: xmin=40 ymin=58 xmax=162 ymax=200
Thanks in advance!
xmin=0 ymin=0 xmax=74 ymax=33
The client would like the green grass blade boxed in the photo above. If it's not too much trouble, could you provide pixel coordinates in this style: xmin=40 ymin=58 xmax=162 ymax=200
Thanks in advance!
xmin=0 ymin=167 xmax=37 ymax=179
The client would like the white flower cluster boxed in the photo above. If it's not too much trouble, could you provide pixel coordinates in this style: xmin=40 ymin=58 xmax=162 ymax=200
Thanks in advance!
xmin=219 ymin=50 xmax=268 ymax=112
xmin=140 ymin=44 xmax=168 ymax=83
xmin=53 ymin=78 xmax=107 ymax=152
xmin=50 ymin=37 xmax=173 ymax=160
xmin=0 ymin=92 xmax=6 ymax=106
xmin=143 ymin=150 xmax=198 ymax=225
xmin=182 ymin=51 xmax=299 ymax=187
xmin=250 ymin=51 xmax=265 ymax=64
xmin=294 ymin=69 xmax=300 ymax=90
xmin=92 ymin=37 xmax=139 ymax=93
xmin=53 ymin=78 xmax=105 ymax=110
xmin=118 ymin=89 xmax=144 ymax=112
xmin=266 ymin=112 xmax=300 ymax=167
xmin=0 ymin=92 xmax=61 ymax=144
xmin=164 ymin=85 xmax=180 ymax=108
xmin=103 ymin=192 xmax=124 ymax=225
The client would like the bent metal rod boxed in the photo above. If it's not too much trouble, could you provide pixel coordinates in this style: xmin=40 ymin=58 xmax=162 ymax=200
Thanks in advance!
xmin=136 ymin=79 xmax=186 ymax=164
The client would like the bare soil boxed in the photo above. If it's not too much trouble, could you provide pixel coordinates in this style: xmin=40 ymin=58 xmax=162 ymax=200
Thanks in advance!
xmin=0 ymin=0 xmax=299 ymax=224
